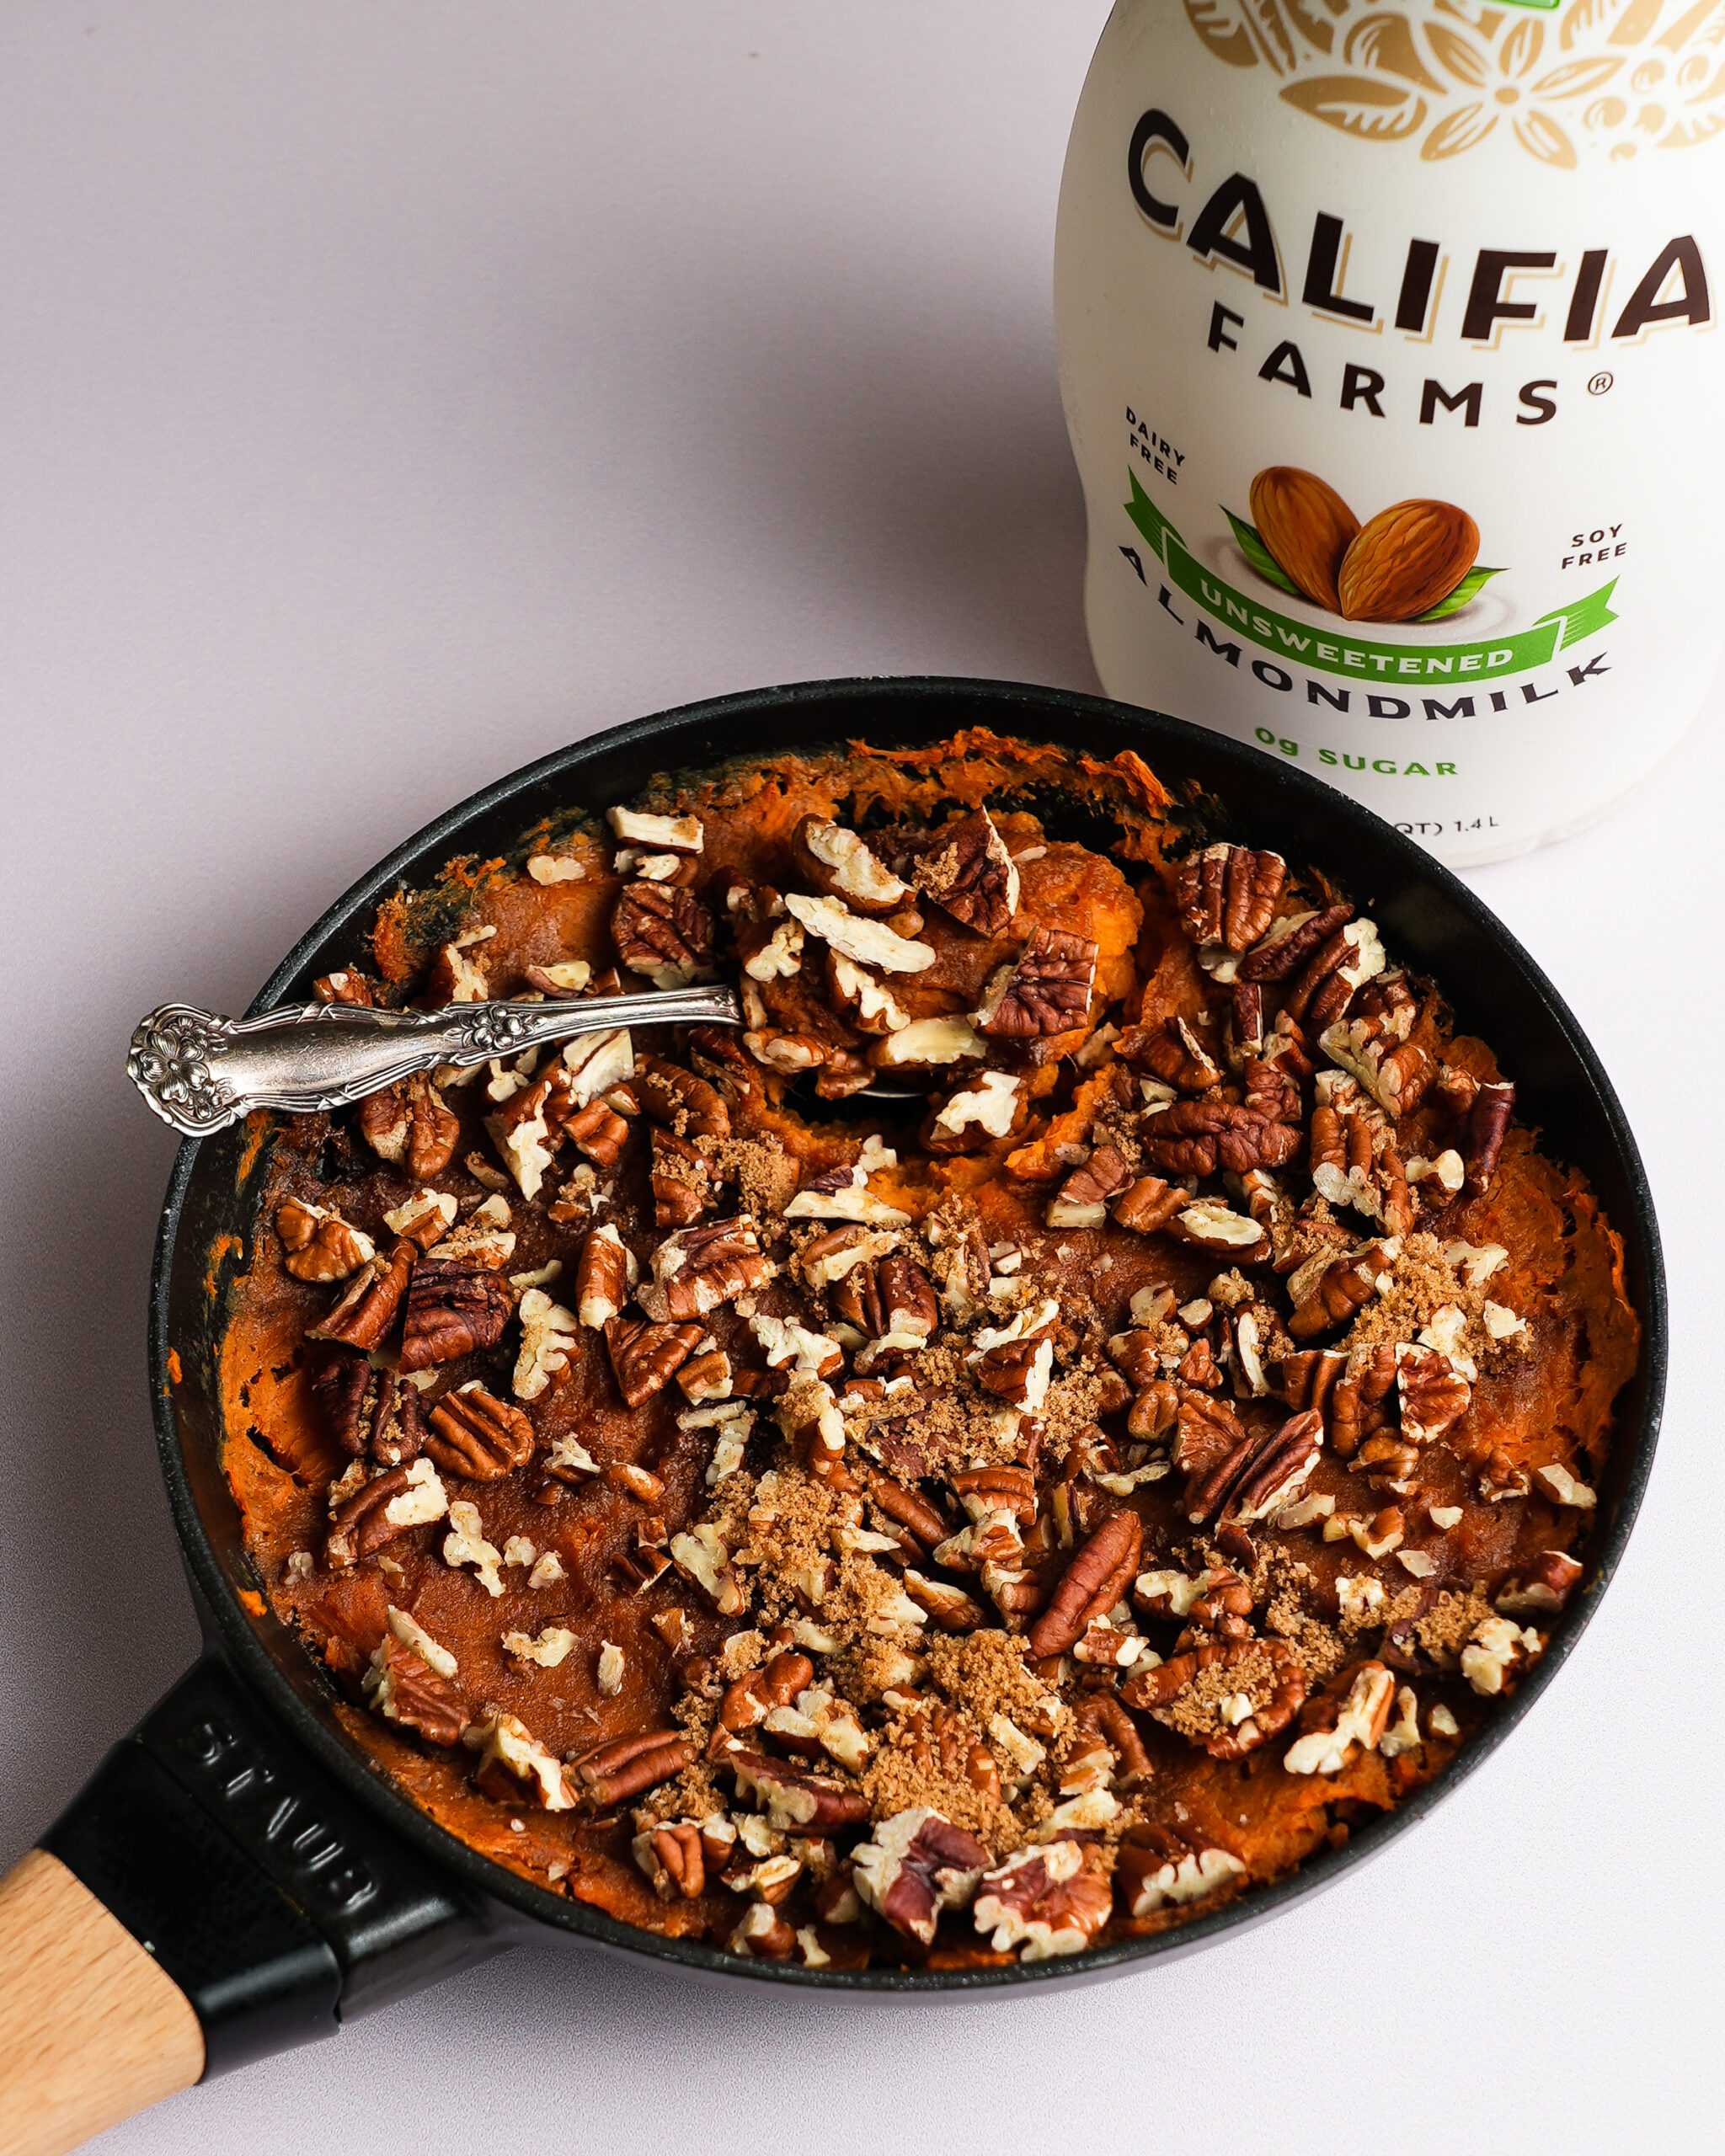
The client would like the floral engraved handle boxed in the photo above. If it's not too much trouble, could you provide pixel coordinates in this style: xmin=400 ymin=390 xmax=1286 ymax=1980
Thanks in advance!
xmin=126 ymin=987 xmax=743 ymax=1139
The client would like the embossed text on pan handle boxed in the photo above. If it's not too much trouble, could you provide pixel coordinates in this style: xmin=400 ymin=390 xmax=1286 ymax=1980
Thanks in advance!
xmin=125 ymin=986 xmax=744 ymax=1139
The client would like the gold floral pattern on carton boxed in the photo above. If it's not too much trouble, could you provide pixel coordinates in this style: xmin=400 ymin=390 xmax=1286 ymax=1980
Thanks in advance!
xmin=1183 ymin=0 xmax=1725 ymax=163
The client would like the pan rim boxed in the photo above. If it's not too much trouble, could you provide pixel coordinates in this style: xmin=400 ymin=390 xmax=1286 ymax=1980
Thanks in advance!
xmin=147 ymin=674 xmax=1668 ymax=1990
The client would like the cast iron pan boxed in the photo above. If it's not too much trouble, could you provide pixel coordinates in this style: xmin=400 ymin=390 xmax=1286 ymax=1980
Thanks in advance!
xmin=24 ymin=679 xmax=1668 ymax=2112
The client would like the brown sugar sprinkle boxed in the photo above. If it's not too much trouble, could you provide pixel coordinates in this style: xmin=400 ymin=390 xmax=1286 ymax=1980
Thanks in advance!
xmin=233 ymin=735 xmax=1637 ymax=1973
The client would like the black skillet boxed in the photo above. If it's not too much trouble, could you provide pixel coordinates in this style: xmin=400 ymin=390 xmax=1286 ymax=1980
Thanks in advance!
xmin=8 ymin=677 xmax=1665 ymax=2141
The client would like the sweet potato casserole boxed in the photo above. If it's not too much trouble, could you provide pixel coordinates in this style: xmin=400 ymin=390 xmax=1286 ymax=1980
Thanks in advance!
xmin=222 ymin=733 xmax=1637 ymax=1969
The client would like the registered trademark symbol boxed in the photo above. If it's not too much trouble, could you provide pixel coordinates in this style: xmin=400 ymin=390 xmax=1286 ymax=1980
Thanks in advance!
xmin=1588 ymin=371 xmax=1615 ymax=396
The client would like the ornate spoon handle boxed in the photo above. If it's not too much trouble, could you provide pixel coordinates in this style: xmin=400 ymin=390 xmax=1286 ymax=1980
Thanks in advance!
xmin=126 ymin=985 xmax=744 ymax=1139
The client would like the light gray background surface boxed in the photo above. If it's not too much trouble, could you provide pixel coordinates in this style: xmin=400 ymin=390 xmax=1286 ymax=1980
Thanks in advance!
xmin=1 ymin=5 xmax=1715 ymax=2150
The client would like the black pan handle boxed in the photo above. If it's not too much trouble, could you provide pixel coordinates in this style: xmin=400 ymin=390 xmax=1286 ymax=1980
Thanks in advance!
xmin=6 ymin=1653 xmax=505 ymax=2148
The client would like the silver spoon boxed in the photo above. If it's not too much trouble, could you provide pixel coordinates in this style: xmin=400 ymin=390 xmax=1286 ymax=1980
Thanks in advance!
xmin=126 ymin=986 xmax=920 ymax=1138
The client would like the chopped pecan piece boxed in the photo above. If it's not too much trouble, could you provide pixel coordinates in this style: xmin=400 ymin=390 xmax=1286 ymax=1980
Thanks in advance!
xmin=399 ymin=1259 xmax=512 ymax=1370
xmin=1288 ymin=1241 xmax=1397 ymax=1338
xmin=649 ymin=1129 xmax=712 ymax=1226
xmin=1178 ymin=842 xmax=1286 ymax=953
xmin=639 ymin=1217 xmax=773 ymax=1322
xmin=1397 ymin=1345 xmax=1471 ymax=1446
xmin=612 ymin=880 xmax=714 ymax=989
xmin=325 ymin=1458 xmax=448 ymax=1568
xmin=275 ymin=1198 xmax=375 ymax=1283
xmin=357 ymin=1072 xmax=460 ymax=1180
xmin=1027 ymin=1510 xmax=1143 ymax=1658
xmin=1140 ymin=1101 xmax=1300 ymax=1178
xmin=1117 ymin=1828 xmax=1245 ymax=1916
xmin=782 ymin=893 xmax=935 ymax=974
xmin=570 ymin=1729 xmax=695 ymax=1808
xmin=363 ymin=1636 xmax=466 ymax=1747
xmin=1283 ymin=1661 xmax=1396 ymax=1774
xmin=1496 ymin=1550 xmax=1583 ymax=1616
xmin=1321 ymin=1017 xmax=1433 ymax=1118
xmin=425 ymin=1382 xmax=537 ymax=1481
xmin=1124 ymin=1636 xmax=1307 ymax=1759
xmin=922 ymin=1070 xmax=1024 ymax=1153
xmin=975 ymin=926 xmax=1098 ymax=1039
xmin=791 ymin=815 xmax=909 ymax=914
xmin=902 ymin=808 xmax=1018 ymax=934
xmin=974 ymin=1841 xmax=1113 ymax=1961
xmin=1046 ymin=1144 xmax=1134 ymax=1229
xmin=851 ymin=1808 xmax=989 ymax=1945
xmin=312 ymin=969 xmax=373 ymax=1006
xmin=307 ymin=1239 xmax=415 ymax=1353
xmin=467 ymin=1713 xmax=574 ymax=1810
xmin=606 ymin=1315 xmax=705 ymax=1406
xmin=951 ymin=1463 xmax=1038 ymax=1524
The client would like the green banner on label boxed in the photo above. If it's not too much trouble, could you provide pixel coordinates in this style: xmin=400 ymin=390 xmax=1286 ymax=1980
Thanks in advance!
xmin=1124 ymin=473 xmax=1616 ymax=686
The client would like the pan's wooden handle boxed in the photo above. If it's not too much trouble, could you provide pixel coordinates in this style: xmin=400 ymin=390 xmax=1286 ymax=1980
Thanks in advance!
xmin=0 ymin=1849 xmax=203 ymax=2156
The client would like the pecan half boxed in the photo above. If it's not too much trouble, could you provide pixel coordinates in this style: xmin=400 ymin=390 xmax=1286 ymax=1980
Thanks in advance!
xmin=307 ymin=1238 xmax=416 ymax=1353
xmin=612 ymin=881 xmax=714 ymax=989
xmin=606 ymin=1315 xmax=705 ymax=1406
xmin=1140 ymin=1102 xmax=1300 ymax=1179
xmin=902 ymin=809 xmax=1018 ymax=934
xmin=1112 ymin=1175 xmax=1194 ymax=1235
xmin=974 ymin=1841 xmax=1112 ymax=1961
xmin=1237 ymin=901 xmax=1353 ymax=984
xmin=275 ymin=1198 xmax=375 ymax=1283
xmin=1177 ymin=844 xmax=1286 ymax=954
xmin=575 ymin=1223 xmax=638 ymax=1331
xmin=357 ymin=1071 xmax=460 ymax=1179
xmin=313 ymin=1357 xmax=425 ymax=1468
xmin=1127 ymin=1016 xmax=1223 ymax=1094
xmin=634 ymin=1054 xmax=730 ymax=1139
xmin=1027 ymin=1510 xmax=1142 ymax=1659
xmin=951 ymin=1463 xmax=1038 ymax=1524
xmin=975 ymin=926 xmax=1098 ymax=1039
xmin=425 ymin=1382 xmax=536 ymax=1481
xmin=1463 ymin=1079 xmax=1514 ymax=1195
xmin=633 ymin=1820 xmax=708 ymax=1901
xmin=399 ymin=1259 xmax=512 ymax=1369
xmin=833 ymin=1251 xmax=938 ymax=1347
xmin=1284 ymin=918 xmax=1386 ymax=1029
xmin=569 ymin=1730 xmax=695 ymax=1807
xmin=729 ymin=1750 xmax=870 ymax=1834
xmin=852 ymin=1807 xmax=989 ymax=1945
xmin=639 ymin=1217 xmax=773 ymax=1322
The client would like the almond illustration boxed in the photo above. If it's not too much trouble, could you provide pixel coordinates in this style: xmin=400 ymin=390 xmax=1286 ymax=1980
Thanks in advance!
xmin=1338 ymin=499 xmax=1480 ymax=624
xmin=1249 ymin=467 xmax=1360 ymax=612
